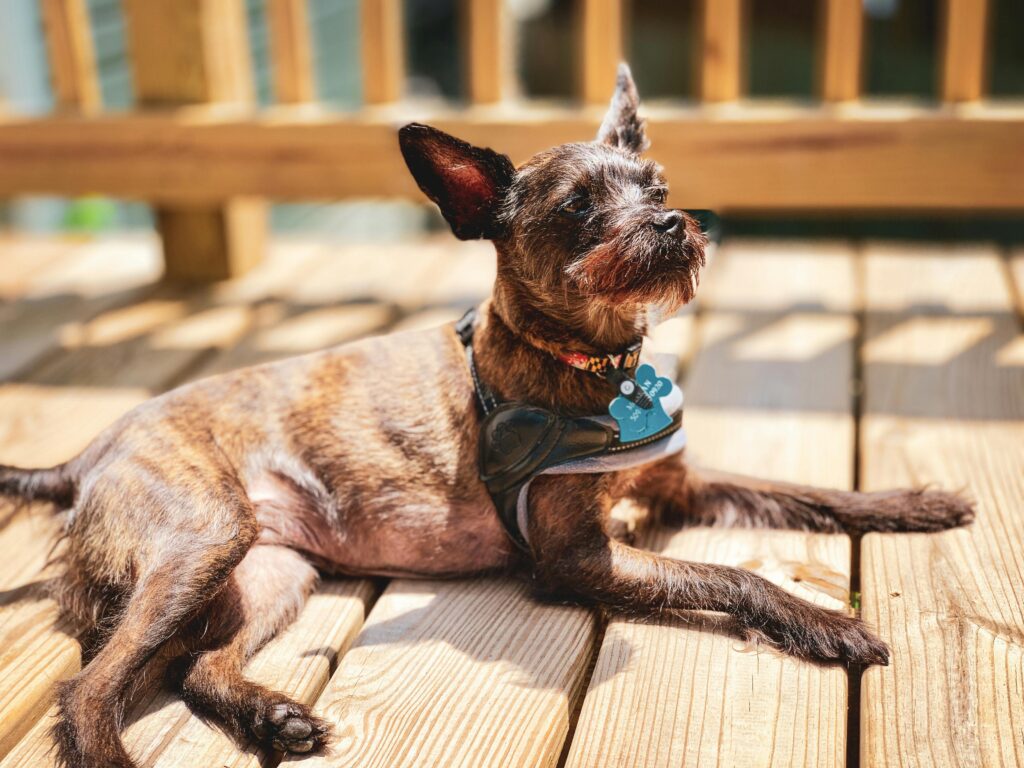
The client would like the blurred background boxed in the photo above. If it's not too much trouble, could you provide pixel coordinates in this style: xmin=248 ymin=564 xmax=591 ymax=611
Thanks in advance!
xmin=1 ymin=0 xmax=1022 ymax=248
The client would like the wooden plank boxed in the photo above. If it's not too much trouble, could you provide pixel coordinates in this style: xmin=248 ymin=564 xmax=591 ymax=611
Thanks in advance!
xmin=1 ymin=580 xmax=376 ymax=768
xmin=941 ymin=0 xmax=990 ymax=103
xmin=565 ymin=240 xmax=858 ymax=768
xmin=580 ymin=0 xmax=623 ymax=105
xmin=267 ymin=0 xmax=316 ymax=103
xmin=0 ymin=241 xmax=326 ymax=759
xmin=361 ymin=0 xmax=404 ymax=105
xmin=860 ymin=243 xmax=1024 ymax=768
xmin=462 ymin=0 xmax=505 ymax=104
xmin=124 ymin=0 xmax=265 ymax=281
xmin=3 ymin=106 xmax=1022 ymax=210
xmin=0 ymin=240 xmax=392 ymax=765
xmin=0 ymin=235 xmax=92 ymax=301
xmin=0 ymin=236 xmax=162 ymax=382
xmin=291 ymin=579 xmax=596 ymax=768
xmin=699 ymin=0 xmax=744 ymax=102
xmin=819 ymin=0 xmax=863 ymax=102
xmin=40 ymin=0 xmax=101 ymax=113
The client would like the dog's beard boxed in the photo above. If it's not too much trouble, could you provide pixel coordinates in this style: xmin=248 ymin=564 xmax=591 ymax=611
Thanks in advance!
xmin=564 ymin=226 xmax=706 ymax=311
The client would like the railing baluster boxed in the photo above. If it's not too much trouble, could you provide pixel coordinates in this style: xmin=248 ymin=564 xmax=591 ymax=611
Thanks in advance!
xmin=40 ymin=0 xmax=101 ymax=112
xmin=462 ymin=0 xmax=505 ymax=104
xmin=699 ymin=0 xmax=744 ymax=102
xmin=941 ymin=0 xmax=990 ymax=102
xmin=820 ymin=0 xmax=863 ymax=102
xmin=580 ymin=0 xmax=623 ymax=105
xmin=361 ymin=0 xmax=404 ymax=105
xmin=268 ymin=0 xmax=316 ymax=103
xmin=124 ymin=0 xmax=265 ymax=281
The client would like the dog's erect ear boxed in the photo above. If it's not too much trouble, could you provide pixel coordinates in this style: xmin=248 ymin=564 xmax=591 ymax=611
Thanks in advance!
xmin=596 ymin=63 xmax=649 ymax=154
xmin=398 ymin=123 xmax=516 ymax=240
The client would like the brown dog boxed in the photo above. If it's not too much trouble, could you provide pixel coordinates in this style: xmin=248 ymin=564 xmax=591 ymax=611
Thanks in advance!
xmin=0 ymin=65 xmax=973 ymax=768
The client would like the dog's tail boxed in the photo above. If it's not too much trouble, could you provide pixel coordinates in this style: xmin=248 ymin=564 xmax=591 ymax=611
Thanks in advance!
xmin=0 ymin=463 xmax=75 ymax=508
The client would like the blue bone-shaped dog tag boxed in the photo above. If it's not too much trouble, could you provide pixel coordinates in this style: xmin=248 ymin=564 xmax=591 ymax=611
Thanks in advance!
xmin=608 ymin=363 xmax=673 ymax=443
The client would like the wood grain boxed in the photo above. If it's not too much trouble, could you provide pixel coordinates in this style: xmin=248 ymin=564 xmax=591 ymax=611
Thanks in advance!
xmin=565 ymin=241 xmax=858 ymax=767
xmin=580 ymin=0 xmax=623 ymax=105
xmin=941 ymin=0 xmax=990 ymax=103
xmin=0 ymin=241 xmax=331 ymax=760
xmin=292 ymin=578 xmax=597 ymax=768
xmin=0 ymin=237 xmax=161 ymax=381
xmin=699 ymin=0 xmax=744 ymax=102
xmin=361 ymin=0 xmax=404 ymax=105
xmin=819 ymin=0 xmax=863 ymax=102
xmin=859 ymin=243 xmax=1024 ymax=767
xmin=40 ymin=0 xmax=100 ymax=112
xmin=2 ymin=106 xmax=1021 ymax=211
xmin=267 ymin=0 xmax=316 ymax=103
xmin=0 ymin=580 xmax=375 ymax=768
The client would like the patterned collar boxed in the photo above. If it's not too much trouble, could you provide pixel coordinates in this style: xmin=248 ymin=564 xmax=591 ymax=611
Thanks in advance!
xmin=555 ymin=343 xmax=642 ymax=378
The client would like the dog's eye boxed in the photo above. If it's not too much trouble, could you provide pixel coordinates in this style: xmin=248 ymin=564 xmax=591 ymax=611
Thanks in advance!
xmin=560 ymin=195 xmax=590 ymax=217
xmin=649 ymin=187 xmax=668 ymax=204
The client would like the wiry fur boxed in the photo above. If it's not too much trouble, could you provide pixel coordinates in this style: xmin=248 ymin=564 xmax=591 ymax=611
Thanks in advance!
xmin=0 ymin=63 xmax=973 ymax=768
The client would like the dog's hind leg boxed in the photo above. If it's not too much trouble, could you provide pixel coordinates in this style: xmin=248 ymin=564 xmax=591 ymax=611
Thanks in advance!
xmin=52 ymin=497 xmax=258 ymax=768
xmin=632 ymin=460 xmax=974 ymax=534
xmin=172 ymin=544 xmax=330 ymax=756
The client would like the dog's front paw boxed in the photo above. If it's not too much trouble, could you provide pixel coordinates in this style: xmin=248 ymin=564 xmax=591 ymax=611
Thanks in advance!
xmin=752 ymin=612 xmax=890 ymax=666
xmin=839 ymin=488 xmax=975 ymax=534
xmin=255 ymin=701 xmax=331 ymax=755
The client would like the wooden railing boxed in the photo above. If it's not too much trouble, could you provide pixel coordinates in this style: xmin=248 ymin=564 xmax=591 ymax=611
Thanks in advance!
xmin=1 ymin=0 xmax=1021 ymax=280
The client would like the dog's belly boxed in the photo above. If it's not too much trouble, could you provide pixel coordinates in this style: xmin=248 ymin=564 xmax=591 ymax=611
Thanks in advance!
xmin=249 ymin=468 xmax=514 ymax=578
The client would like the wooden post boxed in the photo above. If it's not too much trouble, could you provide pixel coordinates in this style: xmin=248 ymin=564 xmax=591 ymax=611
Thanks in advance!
xmin=40 ymin=0 xmax=101 ymax=113
xmin=462 ymin=0 xmax=505 ymax=104
xmin=580 ymin=0 xmax=623 ymax=105
xmin=123 ymin=0 xmax=265 ymax=282
xmin=268 ymin=0 xmax=316 ymax=103
xmin=699 ymin=0 xmax=744 ymax=102
xmin=941 ymin=0 xmax=989 ymax=102
xmin=361 ymin=0 xmax=405 ymax=105
xmin=819 ymin=0 xmax=863 ymax=102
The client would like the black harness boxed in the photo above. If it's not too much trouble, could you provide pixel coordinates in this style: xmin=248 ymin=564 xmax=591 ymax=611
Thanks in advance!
xmin=456 ymin=308 xmax=682 ymax=553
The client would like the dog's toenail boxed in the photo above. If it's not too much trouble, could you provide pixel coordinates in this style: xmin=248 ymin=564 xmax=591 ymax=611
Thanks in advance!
xmin=281 ymin=718 xmax=313 ymax=739
xmin=290 ymin=739 xmax=315 ymax=753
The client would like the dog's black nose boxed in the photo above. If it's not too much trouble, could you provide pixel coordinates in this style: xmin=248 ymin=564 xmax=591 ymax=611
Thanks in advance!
xmin=652 ymin=210 xmax=683 ymax=235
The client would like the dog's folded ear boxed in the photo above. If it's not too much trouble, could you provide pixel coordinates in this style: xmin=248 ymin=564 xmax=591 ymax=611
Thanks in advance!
xmin=398 ymin=123 xmax=516 ymax=240
xmin=597 ymin=63 xmax=649 ymax=154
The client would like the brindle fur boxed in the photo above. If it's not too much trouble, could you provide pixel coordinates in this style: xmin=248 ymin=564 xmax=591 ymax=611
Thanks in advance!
xmin=0 ymin=65 xmax=973 ymax=768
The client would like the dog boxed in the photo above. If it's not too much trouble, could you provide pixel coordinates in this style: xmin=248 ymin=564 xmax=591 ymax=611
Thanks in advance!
xmin=0 ymin=64 xmax=973 ymax=768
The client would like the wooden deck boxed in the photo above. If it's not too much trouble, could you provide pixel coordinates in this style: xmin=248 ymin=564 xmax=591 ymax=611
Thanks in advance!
xmin=0 ymin=233 xmax=1021 ymax=767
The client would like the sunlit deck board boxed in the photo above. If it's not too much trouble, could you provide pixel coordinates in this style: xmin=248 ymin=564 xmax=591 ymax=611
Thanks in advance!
xmin=0 ymin=240 xmax=336 ymax=758
xmin=0 ymin=236 xmax=162 ymax=382
xmin=1 ymin=234 xmax=1022 ymax=767
xmin=565 ymin=241 xmax=858 ymax=767
xmin=2 ymin=580 xmax=375 ymax=768
xmin=859 ymin=244 xmax=1024 ymax=767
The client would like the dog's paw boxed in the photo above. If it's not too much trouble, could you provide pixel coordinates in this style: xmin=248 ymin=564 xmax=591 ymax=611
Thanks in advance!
xmin=255 ymin=701 xmax=331 ymax=755
xmin=839 ymin=488 xmax=975 ymax=534
xmin=752 ymin=612 xmax=890 ymax=666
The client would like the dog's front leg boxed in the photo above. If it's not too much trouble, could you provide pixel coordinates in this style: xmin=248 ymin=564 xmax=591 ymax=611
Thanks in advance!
xmin=527 ymin=474 xmax=889 ymax=665
xmin=630 ymin=457 xmax=974 ymax=534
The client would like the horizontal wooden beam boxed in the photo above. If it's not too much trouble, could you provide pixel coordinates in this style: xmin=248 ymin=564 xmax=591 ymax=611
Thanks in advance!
xmin=0 ymin=107 xmax=1022 ymax=211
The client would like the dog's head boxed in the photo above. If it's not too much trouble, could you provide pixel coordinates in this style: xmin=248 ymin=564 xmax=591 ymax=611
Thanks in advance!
xmin=399 ymin=64 xmax=706 ymax=325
